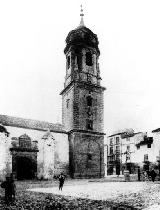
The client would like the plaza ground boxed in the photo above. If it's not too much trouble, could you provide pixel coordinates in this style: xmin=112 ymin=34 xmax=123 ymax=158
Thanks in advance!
xmin=28 ymin=179 xmax=160 ymax=209
xmin=1 ymin=178 xmax=160 ymax=209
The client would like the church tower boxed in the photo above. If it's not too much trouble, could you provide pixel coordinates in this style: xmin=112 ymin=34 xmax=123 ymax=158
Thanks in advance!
xmin=60 ymin=7 xmax=106 ymax=178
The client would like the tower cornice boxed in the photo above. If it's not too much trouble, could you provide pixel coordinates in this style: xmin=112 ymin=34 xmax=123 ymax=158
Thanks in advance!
xmin=68 ymin=129 xmax=106 ymax=136
xmin=60 ymin=80 xmax=106 ymax=96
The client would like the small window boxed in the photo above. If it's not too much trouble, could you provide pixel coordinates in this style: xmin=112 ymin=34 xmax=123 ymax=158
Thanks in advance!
xmin=66 ymin=99 xmax=70 ymax=108
xmin=147 ymin=144 xmax=151 ymax=148
xmin=88 ymin=153 xmax=92 ymax=160
xmin=144 ymin=154 xmax=148 ymax=162
xmin=127 ymin=145 xmax=130 ymax=151
xmin=67 ymin=56 xmax=70 ymax=69
xmin=87 ymin=96 xmax=92 ymax=106
xmin=110 ymin=138 xmax=113 ymax=145
xmin=116 ymin=137 xmax=119 ymax=144
xmin=116 ymin=155 xmax=120 ymax=160
xmin=116 ymin=146 xmax=120 ymax=154
xmin=87 ymin=107 xmax=92 ymax=116
xmin=137 ymin=145 xmax=140 ymax=150
xmin=110 ymin=146 xmax=113 ymax=155
xmin=86 ymin=119 xmax=93 ymax=130
xmin=86 ymin=52 xmax=92 ymax=66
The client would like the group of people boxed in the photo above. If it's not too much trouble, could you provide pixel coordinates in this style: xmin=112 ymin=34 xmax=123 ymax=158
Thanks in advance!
xmin=138 ymin=167 xmax=157 ymax=182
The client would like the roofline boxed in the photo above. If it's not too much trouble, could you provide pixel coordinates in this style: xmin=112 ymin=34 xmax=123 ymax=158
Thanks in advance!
xmin=108 ymin=132 xmax=124 ymax=137
xmin=108 ymin=131 xmax=143 ymax=138
xmin=4 ymin=123 xmax=68 ymax=134
xmin=152 ymin=128 xmax=160 ymax=133
xmin=0 ymin=114 xmax=67 ymax=134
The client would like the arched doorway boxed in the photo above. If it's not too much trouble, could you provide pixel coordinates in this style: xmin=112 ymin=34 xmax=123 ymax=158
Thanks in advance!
xmin=16 ymin=157 xmax=36 ymax=180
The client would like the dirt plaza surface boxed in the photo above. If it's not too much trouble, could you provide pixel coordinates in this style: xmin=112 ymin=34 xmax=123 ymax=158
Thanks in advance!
xmin=28 ymin=179 xmax=160 ymax=209
xmin=0 ymin=179 xmax=160 ymax=209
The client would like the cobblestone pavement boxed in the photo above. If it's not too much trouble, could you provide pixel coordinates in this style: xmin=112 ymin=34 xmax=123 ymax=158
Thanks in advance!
xmin=28 ymin=180 xmax=160 ymax=209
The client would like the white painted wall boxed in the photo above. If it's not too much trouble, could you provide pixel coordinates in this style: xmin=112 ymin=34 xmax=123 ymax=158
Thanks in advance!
xmin=132 ymin=132 xmax=160 ymax=165
xmin=0 ymin=132 xmax=12 ymax=179
xmin=0 ymin=125 xmax=69 ymax=179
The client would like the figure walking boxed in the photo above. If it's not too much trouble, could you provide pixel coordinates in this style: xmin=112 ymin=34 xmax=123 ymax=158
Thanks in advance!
xmin=58 ymin=172 xmax=65 ymax=191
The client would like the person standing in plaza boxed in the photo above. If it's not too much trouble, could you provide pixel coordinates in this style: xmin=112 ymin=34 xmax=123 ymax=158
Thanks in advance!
xmin=58 ymin=172 xmax=65 ymax=191
xmin=1 ymin=175 xmax=16 ymax=204
xmin=10 ymin=176 xmax=16 ymax=201
xmin=138 ymin=166 xmax=141 ymax=181
xmin=150 ymin=169 xmax=157 ymax=182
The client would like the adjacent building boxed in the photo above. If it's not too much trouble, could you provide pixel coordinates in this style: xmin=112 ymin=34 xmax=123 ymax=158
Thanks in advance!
xmin=105 ymin=130 xmax=156 ymax=175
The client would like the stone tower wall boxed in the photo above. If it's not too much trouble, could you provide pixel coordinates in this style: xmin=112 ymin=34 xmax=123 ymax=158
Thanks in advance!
xmin=73 ymin=84 xmax=104 ymax=132
xmin=69 ymin=132 xmax=104 ymax=178
xmin=62 ymin=85 xmax=74 ymax=132
xmin=62 ymin=25 xmax=106 ymax=178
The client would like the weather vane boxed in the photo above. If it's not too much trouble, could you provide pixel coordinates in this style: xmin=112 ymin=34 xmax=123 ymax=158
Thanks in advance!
xmin=80 ymin=4 xmax=85 ymax=26
xmin=80 ymin=4 xmax=84 ymax=17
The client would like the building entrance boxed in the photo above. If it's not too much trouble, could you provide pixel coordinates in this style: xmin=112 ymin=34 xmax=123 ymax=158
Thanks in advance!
xmin=10 ymin=133 xmax=38 ymax=180
xmin=16 ymin=156 xmax=36 ymax=180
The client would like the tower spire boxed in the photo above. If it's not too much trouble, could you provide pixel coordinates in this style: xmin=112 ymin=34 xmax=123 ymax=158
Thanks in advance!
xmin=80 ymin=4 xmax=85 ymax=26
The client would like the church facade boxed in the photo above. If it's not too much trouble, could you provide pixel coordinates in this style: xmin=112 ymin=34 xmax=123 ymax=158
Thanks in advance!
xmin=0 ymin=12 xmax=105 ymax=180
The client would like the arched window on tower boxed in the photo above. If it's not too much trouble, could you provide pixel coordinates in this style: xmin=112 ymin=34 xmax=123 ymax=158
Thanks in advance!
xmin=67 ymin=56 xmax=70 ymax=69
xmin=88 ymin=153 xmax=92 ymax=160
xmin=86 ymin=95 xmax=92 ymax=107
xmin=86 ymin=52 xmax=92 ymax=66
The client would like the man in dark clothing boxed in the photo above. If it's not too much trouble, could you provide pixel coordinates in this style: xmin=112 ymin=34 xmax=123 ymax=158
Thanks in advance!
xmin=150 ymin=169 xmax=157 ymax=182
xmin=58 ymin=173 xmax=65 ymax=191
xmin=1 ymin=176 xmax=16 ymax=204
xmin=10 ymin=178 xmax=16 ymax=201
xmin=138 ymin=167 xmax=141 ymax=181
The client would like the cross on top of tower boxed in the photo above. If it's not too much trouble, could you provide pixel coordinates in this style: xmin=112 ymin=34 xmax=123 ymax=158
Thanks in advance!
xmin=80 ymin=4 xmax=85 ymax=26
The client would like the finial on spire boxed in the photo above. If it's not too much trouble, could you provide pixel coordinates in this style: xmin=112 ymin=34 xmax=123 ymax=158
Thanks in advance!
xmin=80 ymin=4 xmax=85 ymax=26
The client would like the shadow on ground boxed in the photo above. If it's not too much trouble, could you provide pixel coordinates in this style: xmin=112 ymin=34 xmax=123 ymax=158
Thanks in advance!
xmin=0 ymin=180 xmax=137 ymax=210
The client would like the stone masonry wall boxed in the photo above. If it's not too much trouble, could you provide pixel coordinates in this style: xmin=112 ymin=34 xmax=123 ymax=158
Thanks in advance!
xmin=69 ymin=132 xmax=104 ymax=178
xmin=73 ymin=83 xmax=104 ymax=133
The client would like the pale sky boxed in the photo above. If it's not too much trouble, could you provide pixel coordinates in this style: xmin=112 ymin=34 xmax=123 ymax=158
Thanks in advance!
xmin=0 ymin=0 xmax=160 ymax=136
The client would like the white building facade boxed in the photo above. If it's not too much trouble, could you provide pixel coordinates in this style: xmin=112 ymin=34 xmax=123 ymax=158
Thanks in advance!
xmin=105 ymin=130 xmax=159 ymax=176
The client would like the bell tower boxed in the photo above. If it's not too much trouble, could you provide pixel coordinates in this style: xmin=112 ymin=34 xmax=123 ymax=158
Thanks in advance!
xmin=60 ymin=6 xmax=106 ymax=178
